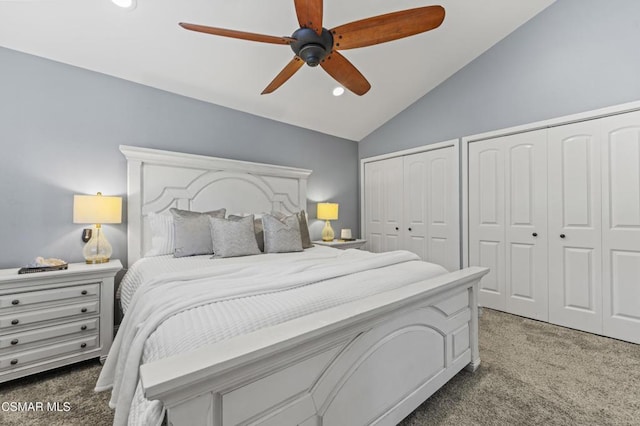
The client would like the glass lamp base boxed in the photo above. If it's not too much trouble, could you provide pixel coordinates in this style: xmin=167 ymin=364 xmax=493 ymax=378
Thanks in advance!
xmin=321 ymin=220 xmax=335 ymax=241
xmin=83 ymin=226 xmax=113 ymax=264
xmin=85 ymin=257 xmax=110 ymax=264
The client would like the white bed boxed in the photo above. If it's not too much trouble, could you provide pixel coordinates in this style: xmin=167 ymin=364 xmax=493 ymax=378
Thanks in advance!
xmin=101 ymin=145 xmax=488 ymax=426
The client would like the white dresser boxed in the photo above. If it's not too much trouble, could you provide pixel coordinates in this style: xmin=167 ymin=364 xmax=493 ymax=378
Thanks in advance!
xmin=0 ymin=260 xmax=121 ymax=383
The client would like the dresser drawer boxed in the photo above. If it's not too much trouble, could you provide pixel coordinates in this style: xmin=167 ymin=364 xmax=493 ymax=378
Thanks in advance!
xmin=0 ymin=301 xmax=99 ymax=330
xmin=0 ymin=335 xmax=99 ymax=371
xmin=0 ymin=283 xmax=99 ymax=310
xmin=0 ymin=318 xmax=99 ymax=350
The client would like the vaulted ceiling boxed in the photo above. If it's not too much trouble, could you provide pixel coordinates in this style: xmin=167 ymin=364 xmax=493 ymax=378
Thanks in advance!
xmin=0 ymin=0 xmax=555 ymax=140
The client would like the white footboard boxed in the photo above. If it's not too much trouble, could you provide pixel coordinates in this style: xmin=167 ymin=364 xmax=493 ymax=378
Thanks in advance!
xmin=140 ymin=267 xmax=488 ymax=426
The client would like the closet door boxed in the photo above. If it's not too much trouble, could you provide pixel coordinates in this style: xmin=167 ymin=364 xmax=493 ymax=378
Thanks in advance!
xmin=364 ymin=160 xmax=385 ymax=253
xmin=547 ymin=121 xmax=602 ymax=333
xmin=600 ymin=111 xmax=640 ymax=344
xmin=469 ymin=139 xmax=506 ymax=310
xmin=503 ymin=130 xmax=548 ymax=320
xmin=403 ymin=153 xmax=429 ymax=260
xmin=469 ymin=131 xmax=547 ymax=317
xmin=381 ymin=157 xmax=404 ymax=252
xmin=364 ymin=157 xmax=403 ymax=253
xmin=425 ymin=147 xmax=459 ymax=271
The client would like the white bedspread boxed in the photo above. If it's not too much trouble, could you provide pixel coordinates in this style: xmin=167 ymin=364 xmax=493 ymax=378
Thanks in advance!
xmin=98 ymin=247 xmax=448 ymax=426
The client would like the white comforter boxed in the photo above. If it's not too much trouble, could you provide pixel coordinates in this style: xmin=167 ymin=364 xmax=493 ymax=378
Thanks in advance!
xmin=97 ymin=246 xmax=448 ymax=426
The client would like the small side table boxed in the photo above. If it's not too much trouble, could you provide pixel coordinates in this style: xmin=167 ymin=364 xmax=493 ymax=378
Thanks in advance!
xmin=313 ymin=239 xmax=367 ymax=250
xmin=0 ymin=260 xmax=122 ymax=383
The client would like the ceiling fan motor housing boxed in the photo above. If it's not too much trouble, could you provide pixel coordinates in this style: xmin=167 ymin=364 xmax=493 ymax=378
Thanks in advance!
xmin=290 ymin=27 xmax=334 ymax=67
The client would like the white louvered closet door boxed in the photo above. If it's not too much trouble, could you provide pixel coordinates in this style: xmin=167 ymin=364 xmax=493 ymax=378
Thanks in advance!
xmin=600 ymin=111 xmax=640 ymax=344
xmin=547 ymin=121 xmax=603 ymax=334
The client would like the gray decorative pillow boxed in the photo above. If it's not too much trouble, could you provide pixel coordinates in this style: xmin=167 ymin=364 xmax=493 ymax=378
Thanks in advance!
xmin=271 ymin=210 xmax=313 ymax=249
xmin=262 ymin=214 xmax=303 ymax=253
xmin=296 ymin=210 xmax=313 ymax=249
xmin=209 ymin=215 xmax=261 ymax=258
xmin=170 ymin=208 xmax=226 ymax=257
xmin=229 ymin=215 xmax=264 ymax=252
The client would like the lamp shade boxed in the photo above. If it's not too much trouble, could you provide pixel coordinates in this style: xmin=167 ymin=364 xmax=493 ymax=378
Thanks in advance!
xmin=317 ymin=203 xmax=339 ymax=221
xmin=73 ymin=193 xmax=122 ymax=224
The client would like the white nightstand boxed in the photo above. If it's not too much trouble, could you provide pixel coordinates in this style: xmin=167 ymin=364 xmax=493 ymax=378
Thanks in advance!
xmin=313 ymin=239 xmax=367 ymax=250
xmin=0 ymin=260 xmax=122 ymax=383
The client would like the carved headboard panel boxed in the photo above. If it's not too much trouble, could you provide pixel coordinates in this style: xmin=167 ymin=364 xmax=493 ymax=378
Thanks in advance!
xmin=120 ymin=145 xmax=312 ymax=266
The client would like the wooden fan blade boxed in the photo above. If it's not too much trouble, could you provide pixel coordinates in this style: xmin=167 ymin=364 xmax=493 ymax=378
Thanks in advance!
xmin=320 ymin=51 xmax=371 ymax=96
xmin=261 ymin=57 xmax=305 ymax=94
xmin=179 ymin=22 xmax=296 ymax=45
xmin=330 ymin=5 xmax=445 ymax=50
xmin=294 ymin=0 xmax=323 ymax=35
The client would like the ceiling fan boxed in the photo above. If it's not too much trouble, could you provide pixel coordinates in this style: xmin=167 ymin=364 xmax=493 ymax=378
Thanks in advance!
xmin=179 ymin=1 xmax=445 ymax=96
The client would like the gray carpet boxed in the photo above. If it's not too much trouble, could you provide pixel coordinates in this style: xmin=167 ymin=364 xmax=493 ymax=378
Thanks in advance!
xmin=1 ymin=309 xmax=639 ymax=425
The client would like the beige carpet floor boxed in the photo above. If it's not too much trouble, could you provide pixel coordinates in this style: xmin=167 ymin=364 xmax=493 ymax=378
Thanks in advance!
xmin=1 ymin=309 xmax=639 ymax=426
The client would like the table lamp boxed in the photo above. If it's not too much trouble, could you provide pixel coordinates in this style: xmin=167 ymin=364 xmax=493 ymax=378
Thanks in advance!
xmin=317 ymin=202 xmax=339 ymax=242
xmin=73 ymin=192 xmax=122 ymax=264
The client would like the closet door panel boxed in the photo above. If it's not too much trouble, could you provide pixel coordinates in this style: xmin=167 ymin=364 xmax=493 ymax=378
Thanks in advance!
xmin=425 ymin=148 xmax=459 ymax=271
xmin=601 ymin=111 xmax=640 ymax=343
xmin=403 ymin=153 xmax=428 ymax=260
xmin=503 ymin=130 xmax=548 ymax=321
xmin=469 ymin=141 xmax=506 ymax=310
xmin=382 ymin=157 xmax=404 ymax=252
xmin=364 ymin=161 xmax=384 ymax=253
xmin=547 ymin=122 xmax=602 ymax=333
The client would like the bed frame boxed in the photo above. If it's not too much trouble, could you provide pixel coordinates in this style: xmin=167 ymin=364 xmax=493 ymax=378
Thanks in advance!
xmin=119 ymin=145 xmax=488 ymax=426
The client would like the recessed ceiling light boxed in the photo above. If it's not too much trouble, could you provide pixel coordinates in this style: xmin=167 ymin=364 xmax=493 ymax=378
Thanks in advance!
xmin=332 ymin=87 xmax=345 ymax=97
xmin=112 ymin=0 xmax=136 ymax=9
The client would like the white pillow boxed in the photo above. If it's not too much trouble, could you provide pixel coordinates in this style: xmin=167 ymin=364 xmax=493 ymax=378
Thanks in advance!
xmin=144 ymin=213 xmax=174 ymax=257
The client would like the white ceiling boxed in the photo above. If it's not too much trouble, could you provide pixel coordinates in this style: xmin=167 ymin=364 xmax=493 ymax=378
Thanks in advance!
xmin=0 ymin=0 xmax=555 ymax=141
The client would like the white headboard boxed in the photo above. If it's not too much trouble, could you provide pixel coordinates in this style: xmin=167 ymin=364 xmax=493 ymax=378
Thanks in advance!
xmin=120 ymin=145 xmax=312 ymax=266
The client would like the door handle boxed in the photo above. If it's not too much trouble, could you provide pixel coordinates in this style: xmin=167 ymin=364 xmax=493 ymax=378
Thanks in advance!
xmin=395 ymin=227 xmax=399 ymax=231
xmin=408 ymin=228 xmax=412 ymax=231
xmin=560 ymin=234 xmax=566 ymax=239
xmin=532 ymin=232 xmax=538 ymax=237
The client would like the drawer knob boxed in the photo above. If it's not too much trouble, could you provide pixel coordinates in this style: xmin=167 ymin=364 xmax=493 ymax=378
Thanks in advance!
xmin=81 ymin=308 xmax=88 ymax=313
xmin=11 ymin=299 xmax=19 ymax=305
xmin=81 ymin=290 xmax=88 ymax=295
xmin=560 ymin=234 xmax=566 ymax=239
xmin=11 ymin=339 xmax=19 ymax=345
xmin=80 ymin=343 xmax=87 ymax=349
xmin=11 ymin=319 xmax=19 ymax=325
xmin=10 ymin=359 xmax=18 ymax=365
xmin=81 ymin=325 xmax=87 ymax=331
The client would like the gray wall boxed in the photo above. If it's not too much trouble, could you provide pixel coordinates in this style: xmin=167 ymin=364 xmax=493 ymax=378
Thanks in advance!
xmin=0 ymin=47 xmax=358 ymax=269
xmin=359 ymin=0 xmax=640 ymax=159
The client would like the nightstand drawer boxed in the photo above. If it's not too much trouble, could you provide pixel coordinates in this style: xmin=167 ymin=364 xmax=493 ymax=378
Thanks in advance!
xmin=0 ymin=301 xmax=99 ymax=330
xmin=0 ymin=283 xmax=100 ymax=310
xmin=0 ymin=318 xmax=99 ymax=350
xmin=0 ymin=335 xmax=99 ymax=371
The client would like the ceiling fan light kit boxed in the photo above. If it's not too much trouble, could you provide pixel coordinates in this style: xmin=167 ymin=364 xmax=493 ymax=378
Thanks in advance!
xmin=179 ymin=2 xmax=445 ymax=96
